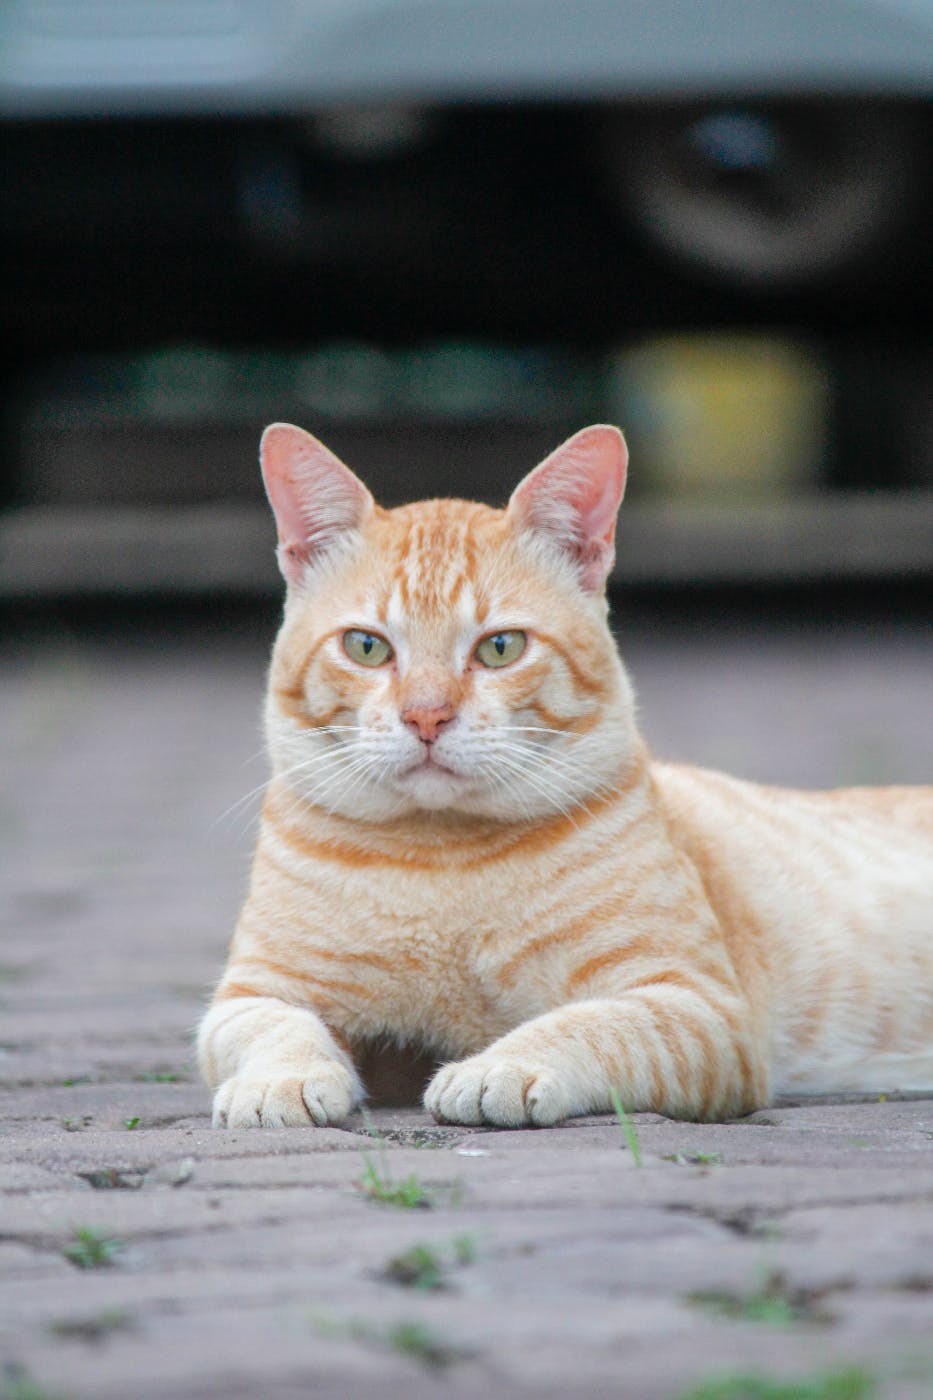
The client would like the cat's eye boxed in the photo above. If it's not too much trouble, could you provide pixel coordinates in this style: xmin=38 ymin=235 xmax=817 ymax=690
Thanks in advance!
xmin=475 ymin=631 xmax=527 ymax=669
xmin=343 ymin=630 xmax=393 ymax=667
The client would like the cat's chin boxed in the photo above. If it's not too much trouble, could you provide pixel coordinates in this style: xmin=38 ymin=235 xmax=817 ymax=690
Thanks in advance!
xmin=395 ymin=764 xmax=470 ymax=812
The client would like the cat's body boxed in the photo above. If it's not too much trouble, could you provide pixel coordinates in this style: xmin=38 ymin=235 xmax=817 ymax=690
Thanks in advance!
xmin=198 ymin=424 xmax=933 ymax=1127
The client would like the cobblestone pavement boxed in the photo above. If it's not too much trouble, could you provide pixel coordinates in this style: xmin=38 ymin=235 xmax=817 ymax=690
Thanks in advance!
xmin=2 ymin=605 xmax=931 ymax=1400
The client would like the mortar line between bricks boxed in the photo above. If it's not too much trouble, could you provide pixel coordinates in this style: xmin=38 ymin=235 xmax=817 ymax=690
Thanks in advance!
xmin=0 ymin=1218 xmax=303 ymax=1251
xmin=668 ymin=1190 xmax=933 ymax=1234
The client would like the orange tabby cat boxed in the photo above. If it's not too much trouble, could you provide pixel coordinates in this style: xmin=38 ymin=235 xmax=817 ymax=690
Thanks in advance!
xmin=198 ymin=423 xmax=933 ymax=1127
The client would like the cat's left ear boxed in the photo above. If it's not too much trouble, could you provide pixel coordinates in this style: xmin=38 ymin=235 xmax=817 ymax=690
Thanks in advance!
xmin=508 ymin=425 xmax=628 ymax=592
xmin=260 ymin=423 xmax=374 ymax=586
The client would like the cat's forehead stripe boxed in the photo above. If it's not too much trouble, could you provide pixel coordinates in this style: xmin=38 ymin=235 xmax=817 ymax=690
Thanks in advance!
xmin=385 ymin=500 xmax=493 ymax=616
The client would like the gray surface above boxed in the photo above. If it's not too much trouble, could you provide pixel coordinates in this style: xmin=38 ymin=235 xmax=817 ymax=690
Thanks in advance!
xmin=2 ymin=0 xmax=933 ymax=115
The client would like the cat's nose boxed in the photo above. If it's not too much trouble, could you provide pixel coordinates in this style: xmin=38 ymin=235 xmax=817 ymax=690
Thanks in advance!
xmin=402 ymin=703 xmax=455 ymax=744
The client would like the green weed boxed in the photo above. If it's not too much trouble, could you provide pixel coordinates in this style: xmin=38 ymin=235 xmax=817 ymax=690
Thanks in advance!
xmin=688 ymin=1271 xmax=832 ymax=1328
xmin=385 ymin=1321 xmax=461 ymax=1369
xmin=311 ymin=1315 xmax=467 ymax=1371
xmin=383 ymin=1235 xmax=477 ymax=1291
xmin=62 ymin=1227 xmax=123 ymax=1270
xmin=123 ymin=1117 xmax=140 ymax=1131
xmin=675 ymin=1366 xmax=874 ymax=1400
xmin=384 ymin=1243 xmax=444 ymax=1290
xmin=1 ymin=1366 xmax=62 ymax=1400
xmin=355 ymin=1110 xmax=442 ymax=1208
xmin=357 ymin=1155 xmax=431 ymax=1209
xmin=664 ymin=1151 xmax=724 ymax=1166
xmin=609 ymin=1087 xmax=643 ymax=1167
xmin=451 ymin=1234 xmax=476 ymax=1263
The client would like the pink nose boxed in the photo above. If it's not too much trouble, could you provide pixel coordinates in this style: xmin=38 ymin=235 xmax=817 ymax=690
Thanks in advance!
xmin=402 ymin=703 xmax=455 ymax=743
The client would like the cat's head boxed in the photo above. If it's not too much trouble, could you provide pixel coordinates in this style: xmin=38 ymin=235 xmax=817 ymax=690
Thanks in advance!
xmin=261 ymin=423 xmax=638 ymax=822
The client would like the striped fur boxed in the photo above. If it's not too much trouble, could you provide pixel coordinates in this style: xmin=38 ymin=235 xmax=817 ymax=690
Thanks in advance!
xmin=198 ymin=424 xmax=933 ymax=1127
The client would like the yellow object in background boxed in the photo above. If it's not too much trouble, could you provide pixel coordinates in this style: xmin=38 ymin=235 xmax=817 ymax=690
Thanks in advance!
xmin=608 ymin=335 xmax=831 ymax=499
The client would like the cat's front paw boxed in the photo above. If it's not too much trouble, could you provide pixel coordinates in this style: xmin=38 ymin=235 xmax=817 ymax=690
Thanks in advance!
xmin=212 ymin=1060 xmax=357 ymax=1128
xmin=424 ymin=1052 xmax=574 ymax=1128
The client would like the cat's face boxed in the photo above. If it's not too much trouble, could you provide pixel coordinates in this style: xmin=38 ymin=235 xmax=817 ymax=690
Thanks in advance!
xmin=262 ymin=424 xmax=637 ymax=822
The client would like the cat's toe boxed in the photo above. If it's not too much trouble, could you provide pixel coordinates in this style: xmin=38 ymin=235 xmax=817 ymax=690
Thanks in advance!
xmin=425 ymin=1057 xmax=560 ymax=1127
xmin=522 ymin=1074 xmax=569 ymax=1126
xmin=259 ymin=1074 xmax=351 ymax=1126
xmin=425 ymin=1062 xmax=485 ymax=1125
xmin=476 ymin=1065 xmax=530 ymax=1126
xmin=259 ymin=1078 xmax=316 ymax=1127
xmin=214 ymin=1077 xmax=267 ymax=1128
xmin=221 ymin=1079 xmax=308 ymax=1127
xmin=476 ymin=1064 xmax=569 ymax=1126
xmin=300 ymin=1063 xmax=356 ymax=1125
xmin=212 ymin=1064 xmax=356 ymax=1128
xmin=211 ymin=1079 xmax=236 ymax=1128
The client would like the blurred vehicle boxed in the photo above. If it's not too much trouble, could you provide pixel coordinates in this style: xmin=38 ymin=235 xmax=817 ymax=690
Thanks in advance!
xmin=0 ymin=0 xmax=930 ymax=596
xmin=2 ymin=0 xmax=930 ymax=345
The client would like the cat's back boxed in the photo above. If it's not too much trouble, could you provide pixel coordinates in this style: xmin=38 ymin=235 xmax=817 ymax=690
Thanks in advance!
xmin=654 ymin=761 xmax=933 ymax=876
xmin=654 ymin=763 xmax=933 ymax=927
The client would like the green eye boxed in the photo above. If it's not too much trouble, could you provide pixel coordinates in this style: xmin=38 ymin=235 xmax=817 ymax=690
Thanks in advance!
xmin=344 ymin=630 xmax=393 ymax=667
xmin=475 ymin=631 xmax=527 ymax=668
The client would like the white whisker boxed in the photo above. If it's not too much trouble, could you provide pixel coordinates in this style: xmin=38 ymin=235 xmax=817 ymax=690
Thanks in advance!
xmin=321 ymin=753 xmax=391 ymax=818
xmin=484 ymin=733 xmax=622 ymax=796
xmin=288 ymin=757 xmax=376 ymax=817
xmin=211 ymin=778 xmax=271 ymax=833
xmin=483 ymin=737 xmax=597 ymax=787
xmin=499 ymin=724 xmax=584 ymax=740
xmin=481 ymin=750 xmax=581 ymax=826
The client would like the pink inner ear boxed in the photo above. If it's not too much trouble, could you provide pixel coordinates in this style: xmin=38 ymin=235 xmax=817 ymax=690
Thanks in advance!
xmin=509 ymin=425 xmax=628 ymax=591
xmin=260 ymin=423 xmax=372 ymax=585
xmin=563 ymin=428 xmax=628 ymax=546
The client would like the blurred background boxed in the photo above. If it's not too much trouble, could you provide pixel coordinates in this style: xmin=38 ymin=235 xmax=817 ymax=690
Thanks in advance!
xmin=0 ymin=0 xmax=931 ymax=801
xmin=1 ymin=0 xmax=931 ymax=601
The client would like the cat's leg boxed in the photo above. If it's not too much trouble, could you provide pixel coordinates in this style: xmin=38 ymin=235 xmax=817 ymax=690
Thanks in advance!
xmin=425 ymin=989 xmax=767 ymax=1126
xmin=198 ymin=995 xmax=363 ymax=1128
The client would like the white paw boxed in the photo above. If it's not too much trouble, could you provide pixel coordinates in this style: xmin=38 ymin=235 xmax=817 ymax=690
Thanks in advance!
xmin=424 ymin=1053 xmax=573 ymax=1127
xmin=212 ymin=1061 xmax=357 ymax=1128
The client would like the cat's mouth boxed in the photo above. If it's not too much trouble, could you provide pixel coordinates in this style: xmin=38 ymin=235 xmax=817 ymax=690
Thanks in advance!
xmin=393 ymin=748 xmax=472 ymax=810
xmin=403 ymin=749 xmax=462 ymax=780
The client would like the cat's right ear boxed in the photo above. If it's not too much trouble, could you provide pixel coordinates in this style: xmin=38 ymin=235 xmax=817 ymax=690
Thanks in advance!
xmin=508 ymin=425 xmax=628 ymax=593
xmin=259 ymin=423 xmax=373 ymax=587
